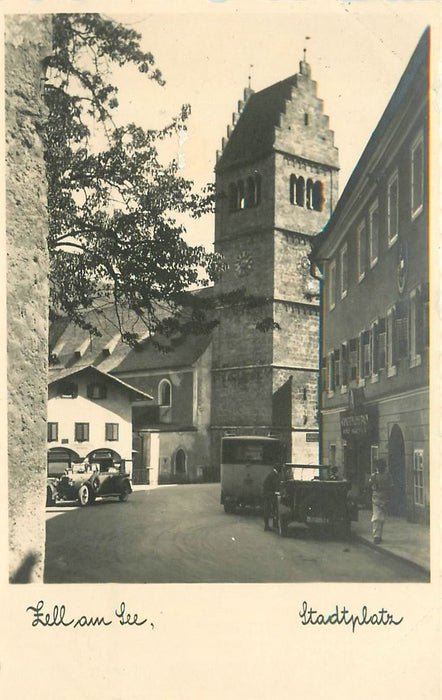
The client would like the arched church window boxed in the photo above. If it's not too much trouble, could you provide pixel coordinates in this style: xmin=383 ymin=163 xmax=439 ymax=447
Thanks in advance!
xmin=237 ymin=181 xmax=246 ymax=209
xmin=306 ymin=179 xmax=314 ymax=209
xmin=313 ymin=181 xmax=324 ymax=212
xmin=296 ymin=176 xmax=305 ymax=207
xmin=158 ymin=378 xmax=172 ymax=406
xmin=175 ymin=449 xmax=186 ymax=475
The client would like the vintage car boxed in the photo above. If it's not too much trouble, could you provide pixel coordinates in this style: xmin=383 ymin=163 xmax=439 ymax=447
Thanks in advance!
xmin=46 ymin=461 xmax=132 ymax=507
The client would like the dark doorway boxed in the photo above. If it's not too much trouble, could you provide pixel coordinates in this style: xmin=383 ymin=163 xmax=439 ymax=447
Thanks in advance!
xmin=388 ymin=424 xmax=406 ymax=516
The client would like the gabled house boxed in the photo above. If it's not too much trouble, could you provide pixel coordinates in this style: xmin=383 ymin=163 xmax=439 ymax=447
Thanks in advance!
xmin=47 ymin=364 xmax=153 ymax=478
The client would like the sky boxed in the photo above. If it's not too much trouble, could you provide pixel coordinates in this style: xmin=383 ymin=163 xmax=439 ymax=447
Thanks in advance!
xmin=99 ymin=2 xmax=437 ymax=251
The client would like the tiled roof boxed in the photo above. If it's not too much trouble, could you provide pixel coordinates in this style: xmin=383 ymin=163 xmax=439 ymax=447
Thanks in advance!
xmin=216 ymin=76 xmax=297 ymax=171
xmin=48 ymin=364 xmax=153 ymax=400
xmin=49 ymin=290 xmax=215 ymax=376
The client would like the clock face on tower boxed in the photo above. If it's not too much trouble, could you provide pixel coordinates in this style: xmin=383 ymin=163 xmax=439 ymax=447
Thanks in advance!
xmin=235 ymin=250 xmax=253 ymax=276
xmin=297 ymin=255 xmax=311 ymax=276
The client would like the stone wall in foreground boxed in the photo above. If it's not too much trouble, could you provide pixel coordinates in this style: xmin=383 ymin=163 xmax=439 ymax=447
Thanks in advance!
xmin=6 ymin=15 xmax=52 ymax=582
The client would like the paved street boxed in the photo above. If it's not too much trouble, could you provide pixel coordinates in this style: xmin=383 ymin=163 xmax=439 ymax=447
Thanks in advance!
xmin=44 ymin=483 xmax=427 ymax=583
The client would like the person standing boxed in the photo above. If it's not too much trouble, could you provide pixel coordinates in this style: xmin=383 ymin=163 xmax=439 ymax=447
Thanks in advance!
xmin=262 ymin=465 xmax=282 ymax=531
xmin=369 ymin=459 xmax=392 ymax=544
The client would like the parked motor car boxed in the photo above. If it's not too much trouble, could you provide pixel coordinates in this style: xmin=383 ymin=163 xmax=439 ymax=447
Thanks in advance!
xmin=46 ymin=461 xmax=132 ymax=507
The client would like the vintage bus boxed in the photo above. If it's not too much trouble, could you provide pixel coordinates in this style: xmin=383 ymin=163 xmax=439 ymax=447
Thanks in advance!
xmin=220 ymin=436 xmax=284 ymax=513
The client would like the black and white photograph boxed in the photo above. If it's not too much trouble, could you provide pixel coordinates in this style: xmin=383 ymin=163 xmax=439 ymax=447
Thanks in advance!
xmin=2 ymin=0 xmax=440 ymax=698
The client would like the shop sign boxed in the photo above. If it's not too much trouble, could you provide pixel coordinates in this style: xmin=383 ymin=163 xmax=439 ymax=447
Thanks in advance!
xmin=340 ymin=412 xmax=370 ymax=439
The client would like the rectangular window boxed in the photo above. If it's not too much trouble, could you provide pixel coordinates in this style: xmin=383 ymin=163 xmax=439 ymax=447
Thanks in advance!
xmin=58 ymin=382 xmax=78 ymax=399
xmin=87 ymin=383 xmax=107 ymax=400
xmin=413 ymin=449 xmax=424 ymax=506
xmin=47 ymin=422 xmax=58 ymax=442
xmin=333 ymin=349 xmax=341 ymax=389
xmin=328 ymin=260 xmax=336 ymax=310
xmin=411 ymin=130 xmax=424 ymax=218
xmin=357 ymin=221 xmax=366 ymax=282
xmin=387 ymin=307 xmax=397 ymax=376
xmin=340 ymin=244 xmax=348 ymax=299
xmin=409 ymin=289 xmax=421 ymax=367
xmin=321 ymin=357 xmax=328 ymax=393
xmin=75 ymin=422 xmax=89 ymax=442
xmin=327 ymin=352 xmax=334 ymax=395
xmin=349 ymin=338 xmax=359 ymax=382
xmin=387 ymin=171 xmax=399 ymax=245
xmin=395 ymin=300 xmax=409 ymax=360
xmin=340 ymin=342 xmax=348 ymax=390
xmin=105 ymin=423 xmax=119 ymax=441
xmin=418 ymin=282 xmax=430 ymax=351
xmin=371 ymin=321 xmax=379 ymax=379
xmin=359 ymin=330 xmax=370 ymax=380
xmin=377 ymin=317 xmax=386 ymax=371
xmin=369 ymin=201 xmax=379 ymax=267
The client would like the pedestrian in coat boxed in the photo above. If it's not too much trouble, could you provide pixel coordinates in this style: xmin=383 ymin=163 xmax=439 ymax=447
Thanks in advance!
xmin=262 ymin=465 xmax=282 ymax=531
xmin=369 ymin=459 xmax=392 ymax=544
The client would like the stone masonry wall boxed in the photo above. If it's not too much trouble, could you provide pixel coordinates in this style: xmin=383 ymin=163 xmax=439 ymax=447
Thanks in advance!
xmin=6 ymin=15 xmax=52 ymax=582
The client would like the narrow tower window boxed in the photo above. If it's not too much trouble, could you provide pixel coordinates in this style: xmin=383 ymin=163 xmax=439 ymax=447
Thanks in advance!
xmin=312 ymin=181 xmax=324 ymax=211
xmin=306 ymin=179 xmax=314 ymax=209
xmin=296 ymin=176 xmax=305 ymax=207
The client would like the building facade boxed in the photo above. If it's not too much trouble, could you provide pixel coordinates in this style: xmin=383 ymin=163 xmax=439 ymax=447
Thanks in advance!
xmin=311 ymin=29 xmax=429 ymax=524
xmin=210 ymin=57 xmax=339 ymax=468
xmin=47 ymin=365 xmax=152 ymax=475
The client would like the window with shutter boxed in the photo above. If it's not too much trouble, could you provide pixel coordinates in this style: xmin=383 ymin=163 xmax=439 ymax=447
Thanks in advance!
xmin=349 ymin=338 xmax=358 ymax=382
xmin=334 ymin=349 xmax=341 ymax=388
xmin=395 ymin=300 xmax=409 ymax=360
xmin=341 ymin=342 xmax=348 ymax=388
xmin=387 ymin=307 xmax=397 ymax=376
xmin=378 ymin=317 xmax=386 ymax=370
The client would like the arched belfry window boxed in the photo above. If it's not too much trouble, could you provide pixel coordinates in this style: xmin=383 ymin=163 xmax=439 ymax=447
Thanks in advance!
xmin=306 ymin=179 xmax=314 ymax=209
xmin=237 ymin=181 xmax=246 ymax=209
xmin=313 ymin=181 xmax=324 ymax=212
xmin=296 ymin=176 xmax=305 ymax=207
xmin=289 ymin=174 xmax=296 ymax=204
xmin=229 ymin=174 xmax=261 ymax=211
xmin=158 ymin=378 xmax=172 ymax=406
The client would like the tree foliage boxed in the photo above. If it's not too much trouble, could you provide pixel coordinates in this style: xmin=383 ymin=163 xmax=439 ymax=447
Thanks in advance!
xmin=44 ymin=14 xmax=277 ymax=347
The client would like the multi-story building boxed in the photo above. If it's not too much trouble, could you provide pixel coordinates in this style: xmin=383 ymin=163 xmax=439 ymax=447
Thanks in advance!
xmin=311 ymin=29 xmax=429 ymax=524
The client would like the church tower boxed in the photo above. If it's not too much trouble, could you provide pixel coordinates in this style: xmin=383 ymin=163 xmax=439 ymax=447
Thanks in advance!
xmin=211 ymin=56 xmax=339 ymax=466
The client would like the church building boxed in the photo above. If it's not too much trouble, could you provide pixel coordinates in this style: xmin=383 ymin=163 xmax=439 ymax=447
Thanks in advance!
xmin=47 ymin=54 xmax=339 ymax=485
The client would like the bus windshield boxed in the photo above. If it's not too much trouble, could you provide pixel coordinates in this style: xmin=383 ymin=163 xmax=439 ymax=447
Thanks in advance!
xmin=221 ymin=439 xmax=282 ymax=465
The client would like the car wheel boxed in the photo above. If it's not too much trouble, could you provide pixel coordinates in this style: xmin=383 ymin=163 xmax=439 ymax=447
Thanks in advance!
xmin=78 ymin=484 xmax=91 ymax=507
xmin=119 ymin=484 xmax=131 ymax=502
xmin=223 ymin=503 xmax=235 ymax=514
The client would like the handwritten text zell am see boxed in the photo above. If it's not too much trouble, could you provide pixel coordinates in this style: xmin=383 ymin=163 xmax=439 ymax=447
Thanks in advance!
xmin=26 ymin=601 xmax=154 ymax=629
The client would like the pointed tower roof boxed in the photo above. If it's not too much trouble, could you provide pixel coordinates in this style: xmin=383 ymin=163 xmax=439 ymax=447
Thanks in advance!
xmin=216 ymin=54 xmax=337 ymax=172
